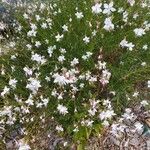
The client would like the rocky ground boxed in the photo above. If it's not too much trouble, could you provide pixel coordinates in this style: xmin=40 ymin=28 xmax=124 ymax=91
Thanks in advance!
xmin=2 ymin=105 xmax=150 ymax=150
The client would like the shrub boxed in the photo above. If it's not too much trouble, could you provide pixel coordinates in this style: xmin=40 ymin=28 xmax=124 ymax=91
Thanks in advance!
xmin=0 ymin=0 xmax=150 ymax=149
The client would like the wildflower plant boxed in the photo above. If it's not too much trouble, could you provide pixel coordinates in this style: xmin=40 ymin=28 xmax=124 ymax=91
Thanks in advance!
xmin=0 ymin=0 xmax=150 ymax=149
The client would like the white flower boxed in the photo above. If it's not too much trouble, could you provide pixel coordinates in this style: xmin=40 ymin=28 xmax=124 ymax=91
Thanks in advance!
xmin=85 ymin=120 xmax=94 ymax=127
xmin=126 ymin=42 xmax=135 ymax=51
xmin=46 ymin=18 xmax=52 ymax=23
xmin=134 ymin=122 xmax=143 ymax=132
xmin=89 ymin=76 xmax=97 ymax=82
xmin=132 ymin=91 xmax=139 ymax=97
xmin=63 ymin=142 xmax=68 ymax=147
xmin=82 ymin=52 xmax=92 ymax=60
xmin=23 ymin=13 xmax=29 ymax=19
xmin=25 ymin=95 xmax=34 ymax=106
xmin=26 ymin=44 xmax=32 ymax=50
xmin=82 ymin=55 xmax=88 ymax=60
xmin=127 ymin=0 xmax=135 ymax=6
xmin=26 ymin=78 xmax=41 ymax=94
xmin=143 ymin=45 xmax=148 ymax=50
xmin=45 ymin=76 xmax=50 ymax=82
xmin=97 ymin=61 xmax=106 ymax=70
xmin=99 ymin=109 xmax=116 ymax=120
xmin=120 ymin=39 xmax=128 ymax=47
xmin=83 ymin=36 xmax=90 ymax=44
xmin=23 ymin=67 xmax=33 ymax=76
xmin=40 ymin=3 xmax=46 ymax=10
xmin=103 ymin=2 xmax=116 ymax=15
xmin=11 ymin=55 xmax=16 ymax=60
xmin=92 ymin=3 xmax=102 ymax=14
xmin=55 ymin=34 xmax=64 ymax=41
xmin=102 ymin=69 xmax=111 ymax=79
xmin=58 ymin=93 xmax=63 ymax=100
xmin=51 ymin=89 xmax=58 ymax=97
xmin=71 ymin=58 xmax=79 ymax=66
xmin=62 ymin=24 xmax=68 ymax=32
xmin=141 ymin=62 xmax=146 ymax=66
xmin=110 ymin=124 xmax=122 ymax=137
xmin=35 ymin=15 xmax=41 ymax=21
xmin=140 ymin=100 xmax=148 ymax=106
xmin=47 ymin=45 xmax=56 ymax=57
xmin=27 ymin=30 xmax=37 ymax=37
xmin=122 ymin=108 xmax=135 ymax=120
xmin=41 ymin=23 xmax=47 ymax=29
xmin=60 ymin=48 xmax=66 ymax=54
xmin=73 ymin=127 xmax=79 ymax=132
xmin=86 ymin=52 xmax=93 ymax=57
xmin=9 ymin=78 xmax=17 ymax=89
xmin=0 ymin=106 xmax=12 ymax=116
xmin=125 ymin=108 xmax=132 ymax=113
xmin=48 ymin=49 xmax=53 ymax=57
xmin=36 ymin=102 xmax=43 ymax=108
xmin=9 ymin=42 xmax=16 ymax=48
xmin=100 ymin=78 xmax=109 ymax=85
xmin=148 ymin=80 xmax=150 ymax=88
xmin=1 ymin=86 xmax=10 ymax=97
xmin=120 ymin=39 xmax=135 ymax=51
xmin=92 ymin=30 xmax=97 ymax=36
xmin=133 ymin=13 xmax=139 ymax=19
xmin=18 ymin=141 xmax=30 ymax=150
xmin=0 ymin=22 xmax=6 ymax=30
xmin=53 ymin=73 xmax=69 ymax=86
xmin=35 ymin=41 xmax=41 ymax=47
xmin=123 ymin=11 xmax=128 ymax=22
xmin=102 ymin=120 xmax=109 ymax=127
xmin=41 ymin=98 xmax=49 ymax=106
xmin=30 ymin=23 xmax=37 ymax=30
xmin=57 ymin=104 xmax=68 ymax=115
xmin=103 ymin=99 xmax=111 ymax=107
xmin=56 ymin=125 xmax=64 ymax=132
xmin=58 ymin=55 xmax=65 ymax=62
xmin=103 ymin=17 xmax=114 ymax=31
xmin=134 ymin=28 xmax=145 ymax=37
xmin=75 ymin=12 xmax=84 ymax=19
xmin=88 ymin=108 xmax=97 ymax=116
xmin=31 ymin=53 xmax=46 ymax=64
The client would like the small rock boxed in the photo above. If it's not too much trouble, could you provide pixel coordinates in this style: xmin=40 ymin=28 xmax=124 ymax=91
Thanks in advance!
xmin=146 ymin=140 xmax=150 ymax=150
xmin=6 ymin=140 xmax=18 ymax=150
xmin=129 ymin=138 xmax=139 ymax=147
xmin=109 ymin=136 xmax=120 ymax=146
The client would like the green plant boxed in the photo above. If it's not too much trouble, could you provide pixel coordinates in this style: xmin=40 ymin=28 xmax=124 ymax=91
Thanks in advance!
xmin=0 ymin=0 xmax=150 ymax=149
